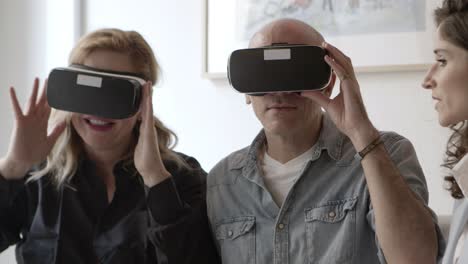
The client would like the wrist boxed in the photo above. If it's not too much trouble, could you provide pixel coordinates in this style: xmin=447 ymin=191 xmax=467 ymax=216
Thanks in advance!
xmin=349 ymin=125 xmax=380 ymax=151
xmin=0 ymin=158 xmax=30 ymax=180
xmin=141 ymin=167 xmax=171 ymax=188
xmin=353 ymin=135 xmax=384 ymax=162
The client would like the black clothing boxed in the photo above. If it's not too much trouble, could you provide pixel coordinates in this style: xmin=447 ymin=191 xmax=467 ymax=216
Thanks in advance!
xmin=0 ymin=153 xmax=220 ymax=264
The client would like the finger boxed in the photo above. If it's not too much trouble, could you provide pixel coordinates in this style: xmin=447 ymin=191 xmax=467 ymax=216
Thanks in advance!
xmin=323 ymin=42 xmax=350 ymax=65
xmin=301 ymin=90 xmax=332 ymax=111
xmin=46 ymin=122 xmax=66 ymax=147
xmin=40 ymin=102 xmax=52 ymax=121
xmin=144 ymin=82 xmax=154 ymax=126
xmin=139 ymin=83 xmax=149 ymax=127
xmin=37 ymin=78 xmax=48 ymax=107
xmin=9 ymin=87 xmax=24 ymax=119
xmin=139 ymin=82 xmax=154 ymax=135
xmin=325 ymin=55 xmax=362 ymax=103
xmin=323 ymin=42 xmax=354 ymax=73
xmin=25 ymin=78 xmax=40 ymax=115
xmin=325 ymin=55 xmax=348 ymax=82
xmin=38 ymin=80 xmax=52 ymax=118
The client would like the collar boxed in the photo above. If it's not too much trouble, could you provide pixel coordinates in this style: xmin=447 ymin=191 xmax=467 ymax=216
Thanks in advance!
xmin=69 ymin=157 xmax=140 ymax=188
xmin=452 ymin=154 xmax=468 ymax=198
xmin=231 ymin=113 xmax=345 ymax=172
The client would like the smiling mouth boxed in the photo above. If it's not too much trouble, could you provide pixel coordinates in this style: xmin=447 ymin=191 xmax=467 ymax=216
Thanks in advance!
xmin=84 ymin=118 xmax=115 ymax=131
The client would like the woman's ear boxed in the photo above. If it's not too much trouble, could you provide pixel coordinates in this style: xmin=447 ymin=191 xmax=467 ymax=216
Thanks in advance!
xmin=322 ymin=72 xmax=336 ymax=98
xmin=245 ymin=95 xmax=252 ymax=104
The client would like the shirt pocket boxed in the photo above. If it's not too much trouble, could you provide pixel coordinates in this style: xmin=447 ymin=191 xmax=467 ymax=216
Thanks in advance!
xmin=215 ymin=216 xmax=256 ymax=264
xmin=304 ymin=197 xmax=357 ymax=264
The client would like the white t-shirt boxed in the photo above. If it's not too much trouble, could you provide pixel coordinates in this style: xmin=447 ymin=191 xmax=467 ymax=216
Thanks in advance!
xmin=262 ymin=146 xmax=316 ymax=206
xmin=452 ymin=154 xmax=468 ymax=263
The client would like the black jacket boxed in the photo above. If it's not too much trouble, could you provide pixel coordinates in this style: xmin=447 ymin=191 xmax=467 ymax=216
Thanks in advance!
xmin=0 ymin=153 xmax=220 ymax=264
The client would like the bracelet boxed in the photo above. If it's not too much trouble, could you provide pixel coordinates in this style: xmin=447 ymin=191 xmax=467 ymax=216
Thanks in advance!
xmin=354 ymin=135 xmax=383 ymax=161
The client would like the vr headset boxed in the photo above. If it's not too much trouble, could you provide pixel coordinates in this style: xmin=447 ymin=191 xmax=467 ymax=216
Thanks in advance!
xmin=47 ymin=64 xmax=146 ymax=119
xmin=227 ymin=44 xmax=332 ymax=95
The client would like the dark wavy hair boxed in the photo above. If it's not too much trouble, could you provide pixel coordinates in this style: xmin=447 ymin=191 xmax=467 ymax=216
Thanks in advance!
xmin=434 ymin=0 xmax=468 ymax=199
xmin=442 ymin=122 xmax=468 ymax=199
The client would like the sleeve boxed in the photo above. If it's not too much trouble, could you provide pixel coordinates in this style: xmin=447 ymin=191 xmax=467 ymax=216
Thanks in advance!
xmin=145 ymin=154 xmax=221 ymax=264
xmin=365 ymin=135 xmax=446 ymax=263
xmin=0 ymin=173 xmax=28 ymax=252
xmin=206 ymin=159 xmax=226 ymax=256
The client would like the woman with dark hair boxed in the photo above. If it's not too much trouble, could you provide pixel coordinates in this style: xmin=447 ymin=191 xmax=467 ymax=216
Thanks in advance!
xmin=422 ymin=0 xmax=468 ymax=262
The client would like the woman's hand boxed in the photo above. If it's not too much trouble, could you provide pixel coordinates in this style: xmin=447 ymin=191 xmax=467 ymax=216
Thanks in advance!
xmin=134 ymin=82 xmax=171 ymax=187
xmin=0 ymin=78 xmax=66 ymax=180
xmin=302 ymin=42 xmax=379 ymax=150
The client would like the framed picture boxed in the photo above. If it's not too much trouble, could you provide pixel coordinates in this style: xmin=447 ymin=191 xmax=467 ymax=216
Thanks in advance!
xmin=202 ymin=0 xmax=440 ymax=79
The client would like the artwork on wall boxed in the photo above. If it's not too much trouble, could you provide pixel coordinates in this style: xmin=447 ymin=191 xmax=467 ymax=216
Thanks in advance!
xmin=203 ymin=0 xmax=439 ymax=78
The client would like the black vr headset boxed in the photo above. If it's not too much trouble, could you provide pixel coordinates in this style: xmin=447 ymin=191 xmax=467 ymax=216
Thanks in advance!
xmin=227 ymin=44 xmax=332 ymax=95
xmin=47 ymin=64 xmax=146 ymax=119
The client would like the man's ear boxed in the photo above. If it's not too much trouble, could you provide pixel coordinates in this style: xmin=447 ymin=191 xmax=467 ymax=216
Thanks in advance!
xmin=322 ymin=72 xmax=336 ymax=98
xmin=245 ymin=95 xmax=252 ymax=104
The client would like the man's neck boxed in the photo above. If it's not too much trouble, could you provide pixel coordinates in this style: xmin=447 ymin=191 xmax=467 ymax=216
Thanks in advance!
xmin=265 ymin=115 xmax=323 ymax=164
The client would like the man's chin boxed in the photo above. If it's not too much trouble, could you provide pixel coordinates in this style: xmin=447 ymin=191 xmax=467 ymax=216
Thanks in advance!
xmin=265 ymin=124 xmax=299 ymax=137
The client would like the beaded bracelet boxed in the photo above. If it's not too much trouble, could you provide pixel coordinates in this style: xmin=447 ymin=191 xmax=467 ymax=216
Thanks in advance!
xmin=354 ymin=135 xmax=383 ymax=161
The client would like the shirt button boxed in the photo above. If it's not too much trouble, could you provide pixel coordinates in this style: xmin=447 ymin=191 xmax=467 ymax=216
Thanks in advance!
xmin=228 ymin=230 xmax=233 ymax=237
xmin=328 ymin=211 xmax=336 ymax=218
xmin=277 ymin=223 xmax=285 ymax=230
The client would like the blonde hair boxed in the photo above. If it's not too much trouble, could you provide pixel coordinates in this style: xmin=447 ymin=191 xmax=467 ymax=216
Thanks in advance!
xmin=31 ymin=28 xmax=189 ymax=187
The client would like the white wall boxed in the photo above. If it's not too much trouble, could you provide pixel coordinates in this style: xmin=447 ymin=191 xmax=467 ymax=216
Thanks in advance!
xmin=0 ymin=1 xmax=76 ymax=262
xmin=0 ymin=1 xmax=46 ymax=149
xmin=0 ymin=0 xmax=454 ymax=262
xmin=0 ymin=1 xmax=46 ymax=261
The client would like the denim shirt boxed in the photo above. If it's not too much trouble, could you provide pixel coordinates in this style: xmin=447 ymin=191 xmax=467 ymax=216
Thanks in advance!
xmin=207 ymin=114 xmax=444 ymax=264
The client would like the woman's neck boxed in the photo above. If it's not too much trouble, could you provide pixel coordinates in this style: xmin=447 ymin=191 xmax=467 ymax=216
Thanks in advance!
xmin=85 ymin=147 xmax=127 ymax=204
xmin=83 ymin=138 xmax=134 ymax=200
xmin=84 ymin=135 xmax=135 ymax=171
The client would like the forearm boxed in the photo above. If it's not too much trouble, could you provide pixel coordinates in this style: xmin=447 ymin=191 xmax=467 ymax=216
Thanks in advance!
xmin=361 ymin=145 xmax=437 ymax=263
xmin=145 ymin=177 xmax=188 ymax=224
xmin=146 ymin=178 xmax=220 ymax=263
xmin=149 ymin=202 xmax=220 ymax=264
xmin=0 ymin=174 xmax=28 ymax=250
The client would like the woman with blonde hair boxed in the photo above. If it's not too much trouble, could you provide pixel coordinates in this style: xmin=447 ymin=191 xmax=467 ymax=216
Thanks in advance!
xmin=422 ymin=0 xmax=468 ymax=262
xmin=0 ymin=29 xmax=219 ymax=263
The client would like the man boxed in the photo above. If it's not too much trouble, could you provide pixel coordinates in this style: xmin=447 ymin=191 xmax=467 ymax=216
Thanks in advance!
xmin=207 ymin=19 xmax=444 ymax=263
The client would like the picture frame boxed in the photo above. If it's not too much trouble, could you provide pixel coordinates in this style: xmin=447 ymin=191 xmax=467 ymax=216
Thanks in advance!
xmin=202 ymin=0 xmax=440 ymax=79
